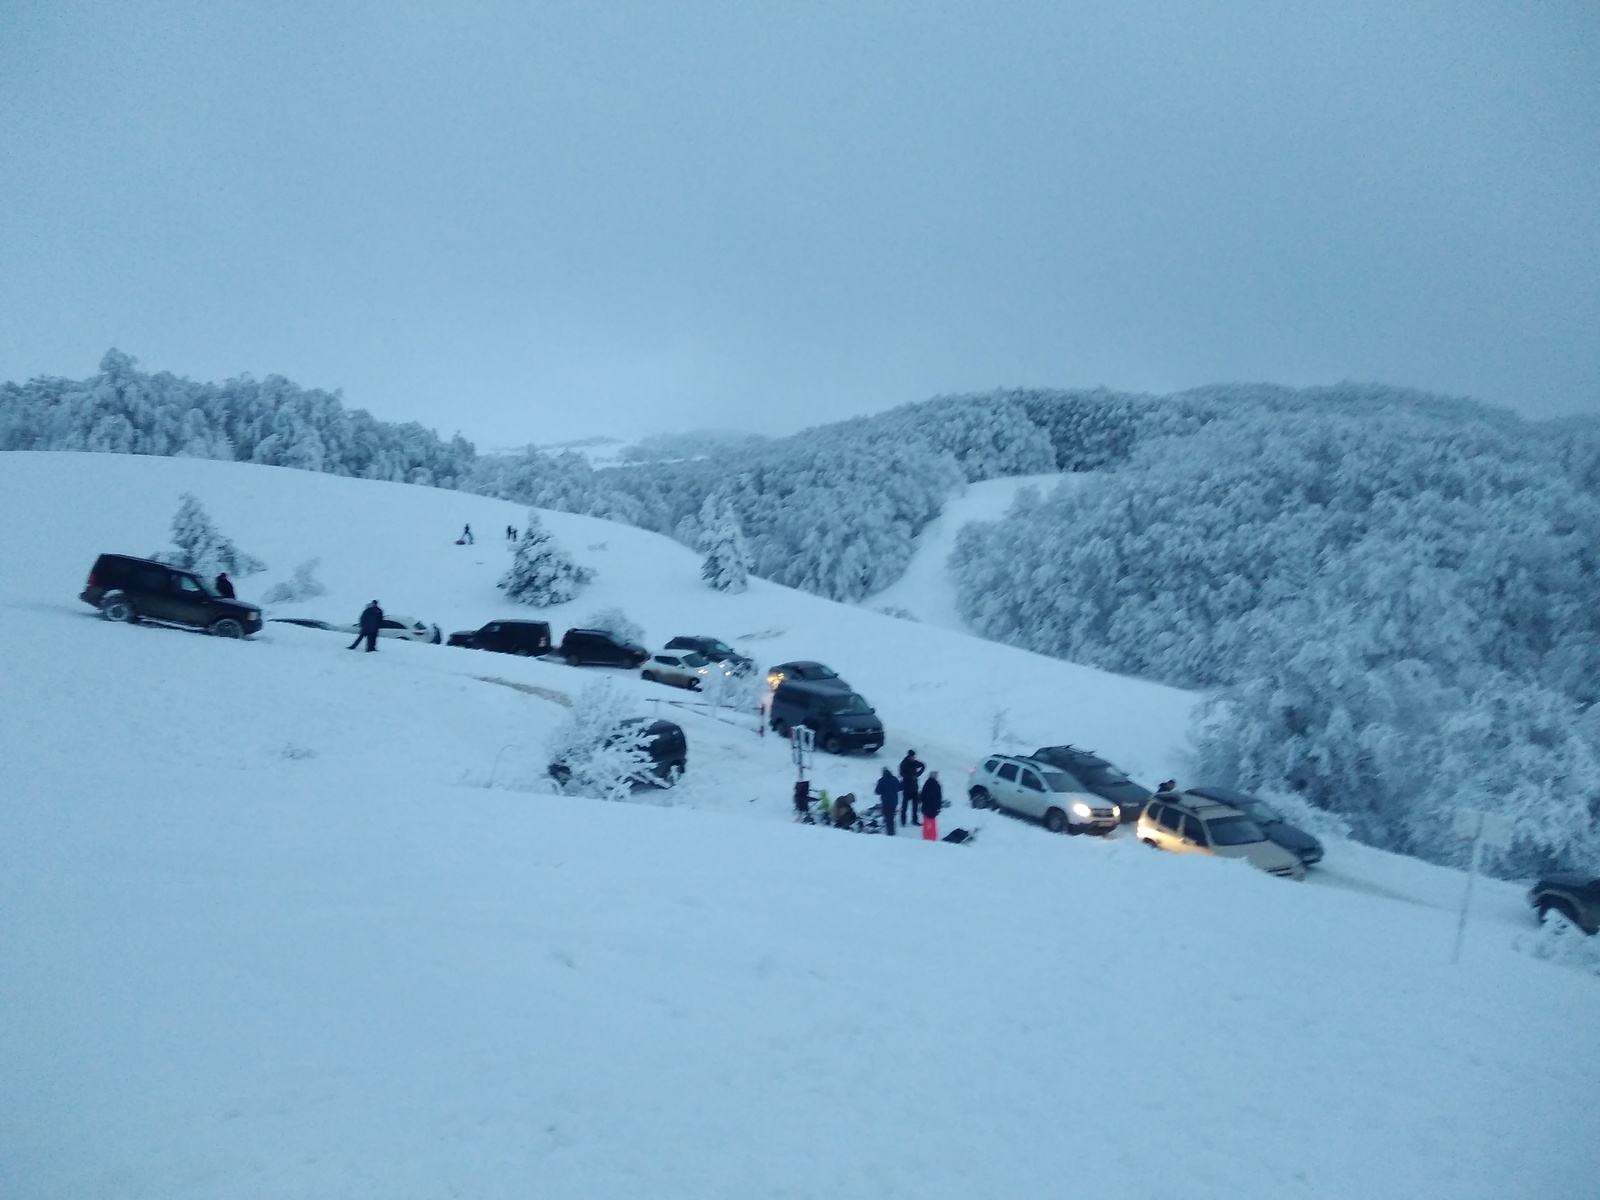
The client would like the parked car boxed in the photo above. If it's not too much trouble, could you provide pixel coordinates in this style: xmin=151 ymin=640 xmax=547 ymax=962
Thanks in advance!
xmin=766 ymin=660 xmax=848 ymax=690
xmin=548 ymin=718 xmax=687 ymax=788
xmin=768 ymin=679 xmax=883 ymax=755
xmin=79 ymin=553 xmax=263 ymax=638
xmin=664 ymin=635 xmax=754 ymax=677
xmin=1030 ymin=745 xmax=1152 ymax=823
xmin=968 ymin=754 xmax=1120 ymax=834
xmin=1527 ymin=875 xmax=1600 ymax=934
xmin=1184 ymin=786 xmax=1324 ymax=868
xmin=642 ymin=650 xmax=720 ymax=690
xmin=1137 ymin=790 xmax=1306 ymax=880
xmin=336 ymin=612 xmax=440 ymax=643
xmin=559 ymin=628 xmax=649 ymax=668
xmin=447 ymin=619 xmax=552 ymax=656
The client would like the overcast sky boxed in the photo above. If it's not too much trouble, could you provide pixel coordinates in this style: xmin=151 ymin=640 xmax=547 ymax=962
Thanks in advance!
xmin=2 ymin=2 xmax=1596 ymax=447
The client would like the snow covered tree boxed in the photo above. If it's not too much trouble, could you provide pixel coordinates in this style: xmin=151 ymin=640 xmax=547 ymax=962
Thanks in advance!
xmin=498 ymin=510 xmax=593 ymax=606
xmin=583 ymin=606 xmax=644 ymax=646
xmin=545 ymin=681 xmax=661 ymax=803
xmin=698 ymin=494 xmax=753 ymax=593
xmin=154 ymin=493 xmax=266 ymax=579
xmin=261 ymin=558 xmax=329 ymax=605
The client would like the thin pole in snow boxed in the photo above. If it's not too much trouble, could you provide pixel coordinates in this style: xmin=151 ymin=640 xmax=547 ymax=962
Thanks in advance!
xmin=1451 ymin=815 xmax=1483 ymax=966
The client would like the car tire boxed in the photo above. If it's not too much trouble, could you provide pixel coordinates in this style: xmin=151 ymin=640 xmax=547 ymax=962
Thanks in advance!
xmin=208 ymin=617 xmax=245 ymax=639
xmin=1537 ymin=898 xmax=1581 ymax=928
xmin=1141 ymin=836 xmax=1158 ymax=847
xmin=822 ymin=733 xmax=844 ymax=755
xmin=100 ymin=594 xmax=136 ymax=623
xmin=1044 ymin=808 xmax=1068 ymax=834
xmin=969 ymin=787 xmax=991 ymax=809
xmin=643 ymin=670 xmax=657 ymax=683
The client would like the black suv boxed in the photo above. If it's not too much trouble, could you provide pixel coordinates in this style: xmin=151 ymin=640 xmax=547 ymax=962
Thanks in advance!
xmin=664 ymin=635 xmax=754 ymax=677
xmin=548 ymin=718 xmax=687 ymax=788
xmin=1031 ymin=745 xmax=1152 ymax=824
xmin=80 ymin=553 xmax=263 ymax=638
xmin=769 ymin=680 xmax=883 ymax=755
xmin=448 ymin=619 xmax=552 ymax=656
xmin=559 ymin=628 xmax=649 ymax=667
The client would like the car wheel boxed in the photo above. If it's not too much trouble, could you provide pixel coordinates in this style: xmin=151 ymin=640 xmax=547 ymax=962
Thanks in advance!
xmin=772 ymin=718 xmax=790 ymax=737
xmin=1538 ymin=898 xmax=1581 ymax=928
xmin=643 ymin=670 xmax=657 ymax=683
xmin=549 ymin=763 xmax=572 ymax=786
xmin=822 ymin=733 xmax=844 ymax=755
xmin=1044 ymin=808 xmax=1068 ymax=834
xmin=208 ymin=617 xmax=245 ymax=639
xmin=1141 ymin=836 xmax=1158 ymax=847
xmin=100 ymin=594 xmax=136 ymax=623
xmin=969 ymin=787 xmax=991 ymax=809
xmin=688 ymin=679 xmax=701 ymax=691
xmin=515 ymin=647 xmax=533 ymax=657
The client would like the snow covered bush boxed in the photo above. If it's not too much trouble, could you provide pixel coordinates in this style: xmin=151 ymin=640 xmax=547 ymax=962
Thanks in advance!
xmin=1516 ymin=910 xmax=1600 ymax=978
xmin=698 ymin=494 xmax=753 ymax=592
xmin=582 ymin=606 xmax=644 ymax=647
xmin=154 ymin=493 xmax=266 ymax=579
xmin=544 ymin=681 xmax=660 ymax=803
xmin=498 ymin=511 xmax=593 ymax=606
xmin=261 ymin=558 xmax=329 ymax=605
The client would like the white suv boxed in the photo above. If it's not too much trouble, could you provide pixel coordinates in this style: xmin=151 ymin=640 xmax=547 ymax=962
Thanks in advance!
xmin=968 ymin=755 xmax=1120 ymax=834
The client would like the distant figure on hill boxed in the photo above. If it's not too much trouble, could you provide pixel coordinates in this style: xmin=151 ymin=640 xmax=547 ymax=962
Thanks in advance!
xmin=874 ymin=769 xmax=900 ymax=836
xmin=213 ymin=572 xmax=235 ymax=599
xmin=348 ymin=600 xmax=383 ymax=652
xmin=506 ymin=525 xmax=518 ymax=541
xmin=1156 ymin=779 xmax=1178 ymax=795
xmin=460 ymin=524 xmax=475 ymax=545
xmin=899 ymin=749 xmax=925 ymax=825
xmin=920 ymin=771 xmax=943 ymax=841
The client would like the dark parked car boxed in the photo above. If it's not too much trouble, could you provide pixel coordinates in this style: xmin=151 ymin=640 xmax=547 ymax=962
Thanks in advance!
xmin=1183 ymin=786 xmax=1324 ymax=868
xmin=448 ymin=619 xmax=552 ymax=656
xmin=1528 ymin=875 xmax=1600 ymax=934
xmin=548 ymin=718 xmax=687 ymax=788
xmin=558 ymin=628 xmax=649 ymax=668
xmin=664 ymin=635 xmax=754 ymax=677
xmin=766 ymin=660 xmax=849 ymax=690
xmin=768 ymin=679 xmax=883 ymax=755
xmin=80 ymin=553 xmax=263 ymax=638
xmin=1031 ymin=745 xmax=1152 ymax=824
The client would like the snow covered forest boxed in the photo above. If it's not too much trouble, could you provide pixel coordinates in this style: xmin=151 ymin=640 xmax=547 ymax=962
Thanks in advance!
xmin=5 ymin=352 xmax=1599 ymax=874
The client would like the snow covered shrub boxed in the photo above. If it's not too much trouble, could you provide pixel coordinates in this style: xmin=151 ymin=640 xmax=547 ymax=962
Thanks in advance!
xmin=583 ymin=606 xmax=644 ymax=647
xmin=499 ymin=511 xmax=593 ymax=606
xmin=1516 ymin=910 xmax=1600 ymax=978
xmin=698 ymin=494 xmax=753 ymax=592
xmin=545 ymin=681 xmax=659 ymax=803
xmin=154 ymin=493 xmax=266 ymax=578
xmin=261 ymin=558 xmax=328 ymax=605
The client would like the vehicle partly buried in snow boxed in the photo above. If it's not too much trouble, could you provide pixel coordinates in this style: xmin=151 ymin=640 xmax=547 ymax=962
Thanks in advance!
xmin=1030 ymin=745 xmax=1152 ymax=824
xmin=447 ymin=619 xmax=552 ymax=656
xmin=1182 ymin=786 xmax=1324 ymax=868
xmin=547 ymin=718 xmax=687 ymax=788
xmin=765 ymin=660 xmax=848 ymax=690
xmin=968 ymin=754 xmax=1120 ymax=834
xmin=271 ymin=612 xmax=441 ymax=643
xmin=1137 ymin=789 xmax=1306 ymax=880
xmin=642 ymin=650 xmax=720 ymax=691
xmin=558 ymin=628 xmax=650 ymax=668
xmin=663 ymin=635 xmax=754 ymax=677
xmin=1527 ymin=874 xmax=1600 ymax=934
xmin=767 ymin=679 xmax=883 ymax=755
xmin=80 ymin=553 xmax=264 ymax=638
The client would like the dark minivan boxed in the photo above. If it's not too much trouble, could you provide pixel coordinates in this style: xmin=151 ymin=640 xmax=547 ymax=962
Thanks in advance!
xmin=448 ymin=619 xmax=552 ymax=656
xmin=768 ymin=680 xmax=884 ymax=755
xmin=558 ymin=628 xmax=649 ymax=668
xmin=80 ymin=553 xmax=263 ymax=638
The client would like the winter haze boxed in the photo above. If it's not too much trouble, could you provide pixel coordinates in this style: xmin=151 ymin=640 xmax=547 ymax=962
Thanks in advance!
xmin=2 ymin=2 xmax=1598 ymax=444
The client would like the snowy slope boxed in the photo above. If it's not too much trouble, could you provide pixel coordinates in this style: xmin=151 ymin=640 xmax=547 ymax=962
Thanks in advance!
xmin=1 ymin=451 xmax=1595 ymax=1200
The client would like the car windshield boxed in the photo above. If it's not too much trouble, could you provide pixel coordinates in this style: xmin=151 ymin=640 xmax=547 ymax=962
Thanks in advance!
xmin=1042 ymin=772 xmax=1080 ymax=793
xmin=806 ymin=664 xmax=838 ymax=679
xmin=822 ymin=692 xmax=873 ymax=715
xmin=1082 ymin=764 xmax=1130 ymax=786
xmin=703 ymin=640 xmax=734 ymax=656
xmin=1234 ymin=799 xmax=1279 ymax=824
xmin=1206 ymin=816 xmax=1267 ymax=846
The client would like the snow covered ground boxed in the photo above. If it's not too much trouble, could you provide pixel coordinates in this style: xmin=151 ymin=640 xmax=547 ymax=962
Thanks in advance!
xmin=1 ymin=451 xmax=1594 ymax=1199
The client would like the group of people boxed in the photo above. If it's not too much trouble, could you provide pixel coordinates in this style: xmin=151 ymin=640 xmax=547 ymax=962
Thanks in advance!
xmin=874 ymin=750 xmax=944 ymax=839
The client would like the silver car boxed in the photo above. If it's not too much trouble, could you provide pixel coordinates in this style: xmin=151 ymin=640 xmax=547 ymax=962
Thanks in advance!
xmin=642 ymin=650 xmax=720 ymax=691
xmin=967 ymin=754 xmax=1120 ymax=834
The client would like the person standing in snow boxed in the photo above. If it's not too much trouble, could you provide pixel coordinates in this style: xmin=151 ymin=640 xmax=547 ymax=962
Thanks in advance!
xmin=874 ymin=768 xmax=900 ymax=836
xmin=506 ymin=525 xmax=517 ymax=541
xmin=899 ymin=749 xmax=925 ymax=825
xmin=461 ymin=524 xmax=475 ymax=545
xmin=213 ymin=572 xmax=235 ymax=599
xmin=348 ymin=600 xmax=383 ymax=652
xmin=920 ymin=771 xmax=944 ymax=841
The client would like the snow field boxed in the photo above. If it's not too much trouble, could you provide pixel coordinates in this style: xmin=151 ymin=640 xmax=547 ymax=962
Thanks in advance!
xmin=0 ymin=451 xmax=1595 ymax=1198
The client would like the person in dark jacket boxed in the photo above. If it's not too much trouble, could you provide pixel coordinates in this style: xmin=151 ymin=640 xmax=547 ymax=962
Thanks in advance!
xmin=919 ymin=771 xmax=944 ymax=840
xmin=213 ymin=572 xmax=235 ymax=599
xmin=348 ymin=600 xmax=383 ymax=652
xmin=874 ymin=768 xmax=900 ymax=836
xmin=899 ymin=749 xmax=925 ymax=825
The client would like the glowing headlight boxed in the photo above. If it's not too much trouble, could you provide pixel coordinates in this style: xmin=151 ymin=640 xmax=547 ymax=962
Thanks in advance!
xmin=1070 ymin=801 xmax=1092 ymax=818
xmin=1111 ymin=805 xmax=1121 ymax=819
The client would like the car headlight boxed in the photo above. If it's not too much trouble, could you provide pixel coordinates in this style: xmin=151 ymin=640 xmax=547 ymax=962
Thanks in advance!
xmin=1111 ymin=805 xmax=1121 ymax=819
xmin=1070 ymin=801 xmax=1091 ymax=818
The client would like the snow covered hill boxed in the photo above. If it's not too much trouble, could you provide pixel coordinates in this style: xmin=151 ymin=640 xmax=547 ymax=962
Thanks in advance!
xmin=1 ymin=451 xmax=1595 ymax=1199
